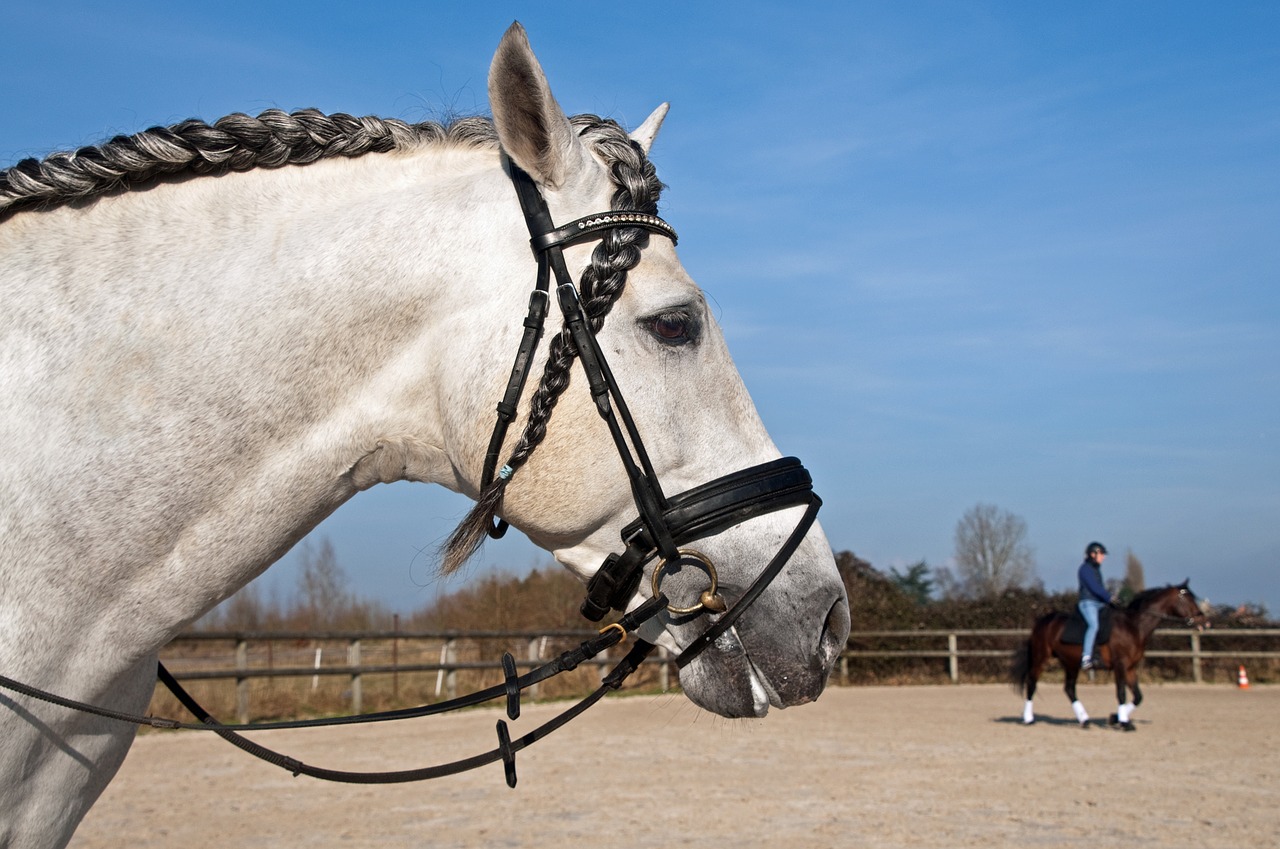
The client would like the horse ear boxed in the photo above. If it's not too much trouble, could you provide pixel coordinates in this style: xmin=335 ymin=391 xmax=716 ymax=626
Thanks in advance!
xmin=1181 ymin=578 xmax=1190 ymax=588
xmin=489 ymin=22 xmax=593 ymax=190
xmin=629 ymin=103 xmax=669 ymax=154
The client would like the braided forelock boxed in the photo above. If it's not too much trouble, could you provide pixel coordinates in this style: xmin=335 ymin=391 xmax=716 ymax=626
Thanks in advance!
xmin=440 ymin=116 xmax=666 ymax=574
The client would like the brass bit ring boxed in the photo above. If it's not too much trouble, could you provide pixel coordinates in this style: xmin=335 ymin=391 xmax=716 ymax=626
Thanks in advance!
xmin=651 ymin=549 xmax=728 ymax=616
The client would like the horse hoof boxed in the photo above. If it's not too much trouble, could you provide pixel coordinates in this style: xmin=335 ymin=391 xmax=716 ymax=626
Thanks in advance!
xmin=1121 ymin=721 xmax=1136 ymax=732
xmin=1108 ymin=714 xmax=1120 ymax=726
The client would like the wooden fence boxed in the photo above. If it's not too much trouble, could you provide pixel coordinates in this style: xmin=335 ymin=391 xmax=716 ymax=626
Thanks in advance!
xmin=159 ymin=629 xmax=676 ymax=723
xmin=159 ymin=628 xmax=1280 ymax=723
xmin=837 ymin=627 xmax=1280 ymax=686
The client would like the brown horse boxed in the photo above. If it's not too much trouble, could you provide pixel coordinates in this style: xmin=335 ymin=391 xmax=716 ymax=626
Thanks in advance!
xmin=1011 ymin=581 xmax=1209 ymax=730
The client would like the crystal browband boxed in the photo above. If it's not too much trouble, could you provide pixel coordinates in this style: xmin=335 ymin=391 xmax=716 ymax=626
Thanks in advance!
xmin=530 ymin=211 xmax=678 ymax=252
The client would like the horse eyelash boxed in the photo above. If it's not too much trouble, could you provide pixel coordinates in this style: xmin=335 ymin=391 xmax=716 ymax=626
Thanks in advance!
xmin=643 ymin=309 xmax=700 ymax=346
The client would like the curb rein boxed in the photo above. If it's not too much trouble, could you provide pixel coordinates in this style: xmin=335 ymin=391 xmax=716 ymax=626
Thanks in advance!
xmin=0 ymin=156 xmax=822 ymax=790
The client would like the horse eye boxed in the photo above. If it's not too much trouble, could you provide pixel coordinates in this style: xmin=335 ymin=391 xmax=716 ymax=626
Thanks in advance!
xmin=645 ymin=310 xmax=698 ymax=346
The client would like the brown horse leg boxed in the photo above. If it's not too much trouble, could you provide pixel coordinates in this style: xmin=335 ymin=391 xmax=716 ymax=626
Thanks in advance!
xmin=1114 ymin=664 xmax=1127 ymax=707
xmin=1063 ymin=664 xmax=1090 ymax=727
xmin=1026 ymin=637 xmax=1049 ymax=702
xmin=1108 ymin=665 xmax=1126 ymax=727
xmin=1108 ymin=661 xmax=1138 ymax=731
xmin=1022 ymin=638 xmax=1049 ymax=724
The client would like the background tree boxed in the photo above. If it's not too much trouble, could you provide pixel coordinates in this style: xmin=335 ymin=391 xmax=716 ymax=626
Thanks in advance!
xmin=212 ymin=582 xmax=281 ymax=631
xmin=945 ymin=503 xmax=1037 ymax=599
xmin=889 ymin=560 xmax=934 ymax=605
xmin=834 ymin=551 xmax=920 ymax=629
xmin=192 ymin=583 xmax=282 ymax=630
xmin=413 ymin=565 xmax=585 ymax=631
xmin=296 ymin=537 xmax=353 ymax=629
xmin=1119 ymin=549 xmax=1147 ymax=603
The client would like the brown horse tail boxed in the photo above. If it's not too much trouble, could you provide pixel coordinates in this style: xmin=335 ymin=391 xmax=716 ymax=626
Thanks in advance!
xmin=1010 ymin=639 xmax=1032 ymax=696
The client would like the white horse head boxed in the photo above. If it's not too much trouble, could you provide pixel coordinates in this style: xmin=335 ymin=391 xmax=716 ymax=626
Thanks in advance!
xmin=0 ymin=22 xmax=849 ymax=847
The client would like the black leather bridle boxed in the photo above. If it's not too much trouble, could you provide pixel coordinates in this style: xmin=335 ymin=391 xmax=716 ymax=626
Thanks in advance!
xmin=0 ymin=153 xmax=825 ymax=789
xmin=491 ymin=160 xmax=823 ymax=669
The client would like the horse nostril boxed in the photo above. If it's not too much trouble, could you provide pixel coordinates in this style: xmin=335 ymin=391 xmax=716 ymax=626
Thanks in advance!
xmin=818 ymin=596 xmax=851 ymax=669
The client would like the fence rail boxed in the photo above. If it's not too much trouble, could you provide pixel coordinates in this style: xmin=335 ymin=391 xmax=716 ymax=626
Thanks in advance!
xmin=160 ymin=628 xmax=1280 ymax=722
xmin=837 ymin=628 xmax=1280 ymax=686
xmin=160 ymin=629 xmax=675 ymax=723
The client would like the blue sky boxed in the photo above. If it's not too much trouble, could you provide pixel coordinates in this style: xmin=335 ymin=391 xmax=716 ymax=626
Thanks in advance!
xmin=5 ymin=3 xmax=1277 ymax=615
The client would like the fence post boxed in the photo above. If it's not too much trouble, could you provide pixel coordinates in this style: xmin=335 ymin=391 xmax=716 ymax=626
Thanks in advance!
xmin=840 ymin=654 xmax=849 ymax=687
xmin=948 ymin=633 xmax=959 ymax=683
xmin=392 ymin=614 xmax=400 ymax=700
xmin=235 ymin=639 xmax=249 ymax=724
xmin=528 ymin=637 xmax=542 ymax=702
xmin=659 ymin=645 xmax=670 ymax=692
xmin=1190 ymin=631 xmax=1202 ymax=684
xmin=348 ymin=638 xmax=362 ymax=714
xmin=445 ymin=639 xmax=457 ymax=700
xmin=311 ymin=647 xmax=323 ymax=691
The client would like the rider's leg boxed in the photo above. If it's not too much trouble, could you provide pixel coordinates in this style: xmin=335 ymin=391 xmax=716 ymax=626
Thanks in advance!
xmin=1078 ymin=599 xmax=1101 ymax=667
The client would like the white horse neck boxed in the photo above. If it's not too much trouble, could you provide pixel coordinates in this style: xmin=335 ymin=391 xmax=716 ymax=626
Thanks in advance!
xmin=0 ymin=145 xmax=548 ymax=654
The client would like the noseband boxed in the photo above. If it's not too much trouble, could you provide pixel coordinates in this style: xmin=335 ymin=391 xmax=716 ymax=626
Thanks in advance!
xmin=489 ymin=160 xmax=822 ymax=668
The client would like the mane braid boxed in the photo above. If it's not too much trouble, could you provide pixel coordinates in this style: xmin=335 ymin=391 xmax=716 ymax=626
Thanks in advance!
xmin=0 ymin=108 xmax=498 ymax=219
xmin=441 ymin=116 xmax=665 ymax=574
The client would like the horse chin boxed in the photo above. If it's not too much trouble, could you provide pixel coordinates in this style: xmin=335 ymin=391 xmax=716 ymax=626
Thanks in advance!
xmin=675 ymin=620 xmax=842 ymax=718
xmin=651 ymin=586 xmax=849 ymax=718
xmin=677 ymin=628 xmax=775 ymax=718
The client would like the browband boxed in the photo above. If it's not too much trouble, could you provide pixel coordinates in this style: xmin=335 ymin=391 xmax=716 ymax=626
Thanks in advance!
xmin=531 ymin=212 xmax=677 ymax=252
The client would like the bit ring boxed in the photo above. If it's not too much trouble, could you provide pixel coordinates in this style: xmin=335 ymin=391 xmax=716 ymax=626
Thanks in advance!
xmin=651 ymin=549 xmax=728 ymax=616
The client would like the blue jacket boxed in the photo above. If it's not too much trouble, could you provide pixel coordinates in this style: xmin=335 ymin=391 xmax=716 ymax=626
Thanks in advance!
xmin=1078 ymin=561 xmax=1109 ymax=603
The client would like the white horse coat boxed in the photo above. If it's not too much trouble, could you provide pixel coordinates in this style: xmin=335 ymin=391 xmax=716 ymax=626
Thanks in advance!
xmin=0 ymin=24 xmax=849 ymax=848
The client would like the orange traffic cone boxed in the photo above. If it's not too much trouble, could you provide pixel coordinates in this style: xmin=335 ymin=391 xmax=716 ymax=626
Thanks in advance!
xmin=1237 ymin=665 xmax=1250 ymax=689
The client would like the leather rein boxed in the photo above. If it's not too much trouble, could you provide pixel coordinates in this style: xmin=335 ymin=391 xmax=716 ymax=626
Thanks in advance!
xmin=0 ymin=155 xmax=823 ymax=789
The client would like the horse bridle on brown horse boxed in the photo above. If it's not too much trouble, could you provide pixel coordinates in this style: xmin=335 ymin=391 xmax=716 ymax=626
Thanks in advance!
xmin=0 ymin=157 xmax=824 ymax=788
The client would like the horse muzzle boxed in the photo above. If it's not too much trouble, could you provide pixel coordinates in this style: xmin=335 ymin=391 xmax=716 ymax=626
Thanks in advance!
xmin=672 ymin=577 xmax=850 ymax=717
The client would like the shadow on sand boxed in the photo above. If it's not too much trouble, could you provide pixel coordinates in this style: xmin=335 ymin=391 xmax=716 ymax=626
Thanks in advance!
xmin=993 ymin=714 xmax=1147 ymax=730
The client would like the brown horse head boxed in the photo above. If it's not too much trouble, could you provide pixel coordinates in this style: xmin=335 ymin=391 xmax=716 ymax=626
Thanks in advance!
xmin=1131 ymin=581 xmax=1211 ymax=630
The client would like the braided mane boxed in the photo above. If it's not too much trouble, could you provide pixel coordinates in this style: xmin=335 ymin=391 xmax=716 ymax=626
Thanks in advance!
xmin=0 ymin=109 xmax=491 ymax=220
xmin=0 ymin=107 xmax=654 ymax=223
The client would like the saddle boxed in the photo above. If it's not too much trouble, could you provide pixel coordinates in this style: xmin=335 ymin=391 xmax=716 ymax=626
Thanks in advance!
xmin=1060 ymin=604 xmax=1114 ymax=646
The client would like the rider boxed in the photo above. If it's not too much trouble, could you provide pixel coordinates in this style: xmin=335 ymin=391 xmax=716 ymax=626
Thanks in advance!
xmin=1078 ymin=541 xmax=1112 ymax=669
